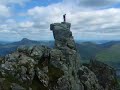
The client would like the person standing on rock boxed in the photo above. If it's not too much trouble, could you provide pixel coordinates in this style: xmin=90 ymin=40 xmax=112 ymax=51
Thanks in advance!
xmin=63 ymin=14 xmax=66 ymax=22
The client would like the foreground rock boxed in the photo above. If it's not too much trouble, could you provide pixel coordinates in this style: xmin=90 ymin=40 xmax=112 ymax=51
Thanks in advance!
xmin=0 ymin=45 xmax=50 ymax=89
xmin=11 ymin=83 xmax=25 ymax=90
xmin=85 ymin=60 xmax=118 ymax=90
xmin=0 ymin=22 xmax=118 ymax=90
xmin=78 ymin=66 xmax=104 ymax=90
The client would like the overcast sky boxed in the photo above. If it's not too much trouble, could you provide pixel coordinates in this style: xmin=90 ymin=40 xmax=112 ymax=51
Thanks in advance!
xmin=0 ymin=0 xmax=120 ymax=41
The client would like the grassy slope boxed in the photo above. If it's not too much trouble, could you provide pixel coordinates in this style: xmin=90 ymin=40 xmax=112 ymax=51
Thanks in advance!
xmin=96 ymin=44 xmax=120 ymax=63
xmin=76 ymin=42 xmax=102 ymax=61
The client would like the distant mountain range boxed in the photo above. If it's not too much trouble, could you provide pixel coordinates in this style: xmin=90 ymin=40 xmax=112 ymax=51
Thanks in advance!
xmin=0 ymin=38 xmax=54 ymax=56
xmin=100 ymin=41 xmax=120 ymax=48
xmin=96 ymin=43 xmax=120 ymax=68
xmin=76 ymin=42 xmax=102 ymax=61
xmin=76 ymin=41 xmax=120 ymax=68
xmin=0 ymin=41 xmax=11 ymax=45
xmin=0 ymin=38 xmax=120 ymax=68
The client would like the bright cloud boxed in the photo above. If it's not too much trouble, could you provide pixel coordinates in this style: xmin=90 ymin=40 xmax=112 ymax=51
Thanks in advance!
xmin=0 ymin=0 xmax=120 ymax=41
xmin=0 ymin=5 xmax=11 ymax=18
xmin=25 ymin=1 xmax=120 ymax=40
xmin=64 ymin=0 xmax=120 ymax=8
xmin=19 ymin=21 xmax=34 ymax=28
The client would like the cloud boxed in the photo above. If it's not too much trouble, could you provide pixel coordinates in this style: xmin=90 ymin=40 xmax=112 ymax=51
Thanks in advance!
xmin=0 ymin=0 xmax=30 ymax=6
xmin=0 ymin=5 xmax=11 ymax=18
xmin=19 ymin=21 xmax=34 ymax=28
xmin=1 ymin=0 xmax=120 ymax=41
xmin=25 ymin=1 xmax=120 ymax=40
xmin=0 ymin=0 xmax=30 ymax=19
xmin=64 ymin=0 xmax=120 ymax=9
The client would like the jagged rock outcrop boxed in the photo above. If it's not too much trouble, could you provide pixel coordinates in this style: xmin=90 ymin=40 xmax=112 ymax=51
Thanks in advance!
xmin=0 ymin=22 xmax=117 ymax=90
xmin=78 ymin=66 xmax=104 ymax=90
xmin=84 ymin=60 xmax=118 ymax=90
xmin=0 ymin=45 xmax=50 ymax=89
xmin=49 ymin=22 xmax=117 ymax=90
xmin=50 ymin=22 xmax=81 ymax=90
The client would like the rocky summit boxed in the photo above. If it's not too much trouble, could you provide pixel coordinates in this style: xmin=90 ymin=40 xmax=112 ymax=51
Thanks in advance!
xmin=0 ymin=22 xmax=118 ymax=90
xmin=50 ymin=22 xmax=81 ymax=90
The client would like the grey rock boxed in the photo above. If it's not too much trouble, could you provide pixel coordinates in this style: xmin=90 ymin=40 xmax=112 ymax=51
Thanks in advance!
xmin=78 ymin=66 xmax=103 ymax=90
xmin=87 ymin=60 xmax=118 ymax=90
xmin=54 ymin=76 xmax=69 ymax=90
xmin=50 ymin=22 xmax=81 ymax=90
xmin=11 ymin=83 xmax=25 ymax=90
xmin=36 ymin=67 xmax=49 ymax=87
xmin=50 ymin=22 xmax=75 ymax=50
xmin=0 ymin=45 xmax=49 ymax=85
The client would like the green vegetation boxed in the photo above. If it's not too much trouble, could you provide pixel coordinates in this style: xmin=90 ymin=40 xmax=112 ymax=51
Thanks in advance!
xmin=49 ymin=65 xmax=64 ymax=87
xmin=76 ymin=42 xmax=102 ymax=61
xmin=118 ymin=78 xmax=120 ymax=85
xmin=0 ymin=73 xmax=25 ymax=90
xmin=96 ymin=44 xmax=120 ymax=63
xmin=2 ymin=71 xmax=48 ymax=90
xmin=1 ymin=79 xmax=11 ymax=90
xmin=117 ymin=77 xmax=120 ymax=90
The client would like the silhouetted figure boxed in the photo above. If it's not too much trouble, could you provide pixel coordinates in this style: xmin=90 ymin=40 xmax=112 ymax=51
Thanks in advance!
xmin=63 ymin=14 xmax=66 ymax=22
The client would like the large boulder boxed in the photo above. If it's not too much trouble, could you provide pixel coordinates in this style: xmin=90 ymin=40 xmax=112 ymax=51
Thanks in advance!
xmin=50 ymin=22 xmax=75 ymax=50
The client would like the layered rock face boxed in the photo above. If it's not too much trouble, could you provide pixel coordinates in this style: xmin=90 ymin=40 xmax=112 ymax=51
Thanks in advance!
xmin=0 ymin=22 xmax=118 ymax=90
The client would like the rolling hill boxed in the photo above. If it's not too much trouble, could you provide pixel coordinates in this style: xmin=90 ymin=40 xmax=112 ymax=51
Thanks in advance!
xmin=100 ymin=41 xmax=120 ymax=48
xmin=76 ymin=42 xmax=103 ymax=61
xmin=96 ymin=44 xmax=120 ymax=68
xmin=76 ymin=41 xmax=120 ymax=69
